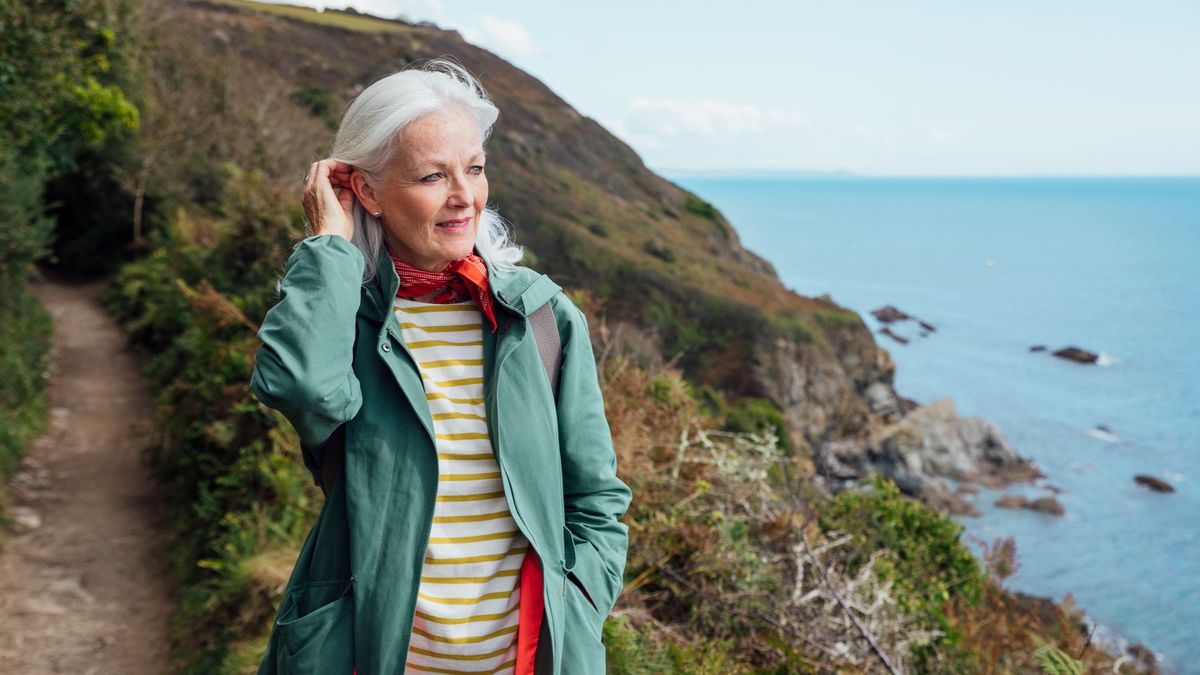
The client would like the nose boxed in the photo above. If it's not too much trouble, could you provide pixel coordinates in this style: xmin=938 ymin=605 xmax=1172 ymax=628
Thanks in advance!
xmin=446 ymin=170 xmax=473 ymax=208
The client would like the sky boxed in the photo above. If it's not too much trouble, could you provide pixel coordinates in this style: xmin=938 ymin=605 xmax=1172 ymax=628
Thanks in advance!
xmin=265 ymin=0 xmax=1200 ymax=177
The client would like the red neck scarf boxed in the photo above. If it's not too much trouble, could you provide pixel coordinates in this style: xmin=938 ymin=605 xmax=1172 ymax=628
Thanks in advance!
xmin=389 ymin=248 xmax=499 ymax=333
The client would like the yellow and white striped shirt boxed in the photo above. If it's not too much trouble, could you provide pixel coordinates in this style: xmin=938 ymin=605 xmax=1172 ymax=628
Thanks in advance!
xmin=394 ymin=297 xmax=525 ymax=675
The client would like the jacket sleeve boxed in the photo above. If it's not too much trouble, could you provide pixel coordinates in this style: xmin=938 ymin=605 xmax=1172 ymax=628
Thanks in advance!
xmin=553 ymin=294 xmax=633 ymax=618
xmin=250 ymin=234 xmax=365 ymax=468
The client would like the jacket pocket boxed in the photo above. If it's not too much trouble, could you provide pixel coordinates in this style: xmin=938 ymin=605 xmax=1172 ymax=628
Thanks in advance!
xmin=566 ymin=570 xmax=601 ymax=617
xmin=274 ymin=577 xmax=355 ymax=674
xmin=562 ymin=525 xmax=603 ymax=616
xmin=561 ymin=568 xmax=607 ymax=673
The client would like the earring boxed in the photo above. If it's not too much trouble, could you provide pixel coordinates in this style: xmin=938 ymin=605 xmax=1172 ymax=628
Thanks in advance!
xmin=372 ymin=211 xmax=381 ymax=217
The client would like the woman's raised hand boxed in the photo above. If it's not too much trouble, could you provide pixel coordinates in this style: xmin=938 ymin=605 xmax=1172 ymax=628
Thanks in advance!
xmin=303 ymin=159 xmax=358 ymax=241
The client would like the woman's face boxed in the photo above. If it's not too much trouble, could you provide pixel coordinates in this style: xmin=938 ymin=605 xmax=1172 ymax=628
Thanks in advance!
xmin=353 ymin=107 xmax=488 ymax=272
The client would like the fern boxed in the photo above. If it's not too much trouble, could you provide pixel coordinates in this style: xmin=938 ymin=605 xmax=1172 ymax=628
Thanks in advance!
xmin=1033 ymin=644 xmax=1085 ymax=675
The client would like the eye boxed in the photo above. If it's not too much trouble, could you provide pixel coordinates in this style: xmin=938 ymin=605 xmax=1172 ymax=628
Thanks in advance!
xmin=420 ymin=172 xmax=443 ymax=183
xmin=468 ymin=165 xmax=485 ymax=175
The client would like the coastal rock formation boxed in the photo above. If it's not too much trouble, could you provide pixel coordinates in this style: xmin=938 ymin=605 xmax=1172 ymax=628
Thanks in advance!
xmin=870 ymin=304 xmax=937 ymax=342
xmin=746 ymin=305 xmax=906 ymax=458
xmin=995 ymin=494 xmax=1065 ymax=516
xmin=871 ymin=305 xmax=911 ymax=323
xmin=1053 ymin=346 xmax=1099 ymax=364
xmin=815 ymin=397 xmax=1043 ymax=515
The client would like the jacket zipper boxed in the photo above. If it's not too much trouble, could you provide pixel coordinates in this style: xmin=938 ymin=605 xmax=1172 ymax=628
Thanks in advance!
xmin=488 ymin=315 xmax=560 ymax=671
xmin=382 ymin=320 xmax=440 ymax=671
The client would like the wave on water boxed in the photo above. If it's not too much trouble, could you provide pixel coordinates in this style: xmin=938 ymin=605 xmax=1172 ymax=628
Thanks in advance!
xmin=1096 ymin=351 xmax=1121 ymax=366
xmin=1086 ymin=426 xmax=1119 ymax=443
xmin=1085 ymin=617 xmax=1174 ymax=673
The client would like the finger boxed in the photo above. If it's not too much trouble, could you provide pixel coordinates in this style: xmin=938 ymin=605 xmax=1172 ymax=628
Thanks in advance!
xmin=337 ymin=184 xmax=356 ymax=213
xmin=314 ymin=159 xmax=331 ymax=180
xmin=329 ymin=164 xmax=353 ymax=185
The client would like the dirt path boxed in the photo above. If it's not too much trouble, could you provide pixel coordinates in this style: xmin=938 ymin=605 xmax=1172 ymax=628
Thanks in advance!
xmin=0 ymin=271 xmax=173 ymax=674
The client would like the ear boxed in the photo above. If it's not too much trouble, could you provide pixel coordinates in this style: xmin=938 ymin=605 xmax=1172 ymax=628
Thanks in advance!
xmin=349 ymin=169 xmax=381 ymax=215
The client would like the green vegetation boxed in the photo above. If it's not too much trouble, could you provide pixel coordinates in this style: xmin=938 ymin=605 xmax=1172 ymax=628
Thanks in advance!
xmin=0 ymin=276 xmax=53 ymax=515
xmin=207 ymin=0 xmax=415 ymax=33
xmin=642 ymin=238 xmax=677 ymax=262
xmin=684 ymin=194 xmax=719 ymax=220
xmin=290 ymin=85 xmax=340 ymax=130
xmin=1035 ymin=645 xmax=1086 ymax=675
xmin=0 ymin=0 xmax=138 ymax=527
xmin=103 ymin=166 xmax=322 ymax=672
xmin=821 ymin=476 xmax=985 ymax=660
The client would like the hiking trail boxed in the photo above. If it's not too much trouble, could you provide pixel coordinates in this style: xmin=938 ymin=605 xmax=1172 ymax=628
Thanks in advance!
xmin=0 ymin=271 xmax=173 ymax=674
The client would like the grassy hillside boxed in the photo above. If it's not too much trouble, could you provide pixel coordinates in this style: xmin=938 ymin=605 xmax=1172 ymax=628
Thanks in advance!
xmin=186 ymin=0 xmax=878 ymax=405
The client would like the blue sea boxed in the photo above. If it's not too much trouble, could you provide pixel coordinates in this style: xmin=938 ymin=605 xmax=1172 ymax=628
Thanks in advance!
xmin=667 ymin=174 xmax=1200 ymax=672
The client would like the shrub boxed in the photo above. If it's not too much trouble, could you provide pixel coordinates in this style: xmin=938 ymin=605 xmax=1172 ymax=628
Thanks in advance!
xmin=820 ymin=476 xmax=985 ymax=658
xmin=643 ymin=238 xmax=676 ymax=263
xmin=723 ymin=397 xmax=792 ymax=454
xmin=684 ymin=194 xmax=718 ymax=220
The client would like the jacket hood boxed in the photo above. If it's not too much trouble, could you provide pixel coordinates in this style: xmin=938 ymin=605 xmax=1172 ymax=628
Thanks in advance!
xmin=357 ymin=243 xmax=562 ymax=324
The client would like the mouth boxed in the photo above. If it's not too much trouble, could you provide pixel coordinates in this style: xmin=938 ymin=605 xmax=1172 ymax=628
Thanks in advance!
xmin=435 ymin=217 xmax=471 ymax=230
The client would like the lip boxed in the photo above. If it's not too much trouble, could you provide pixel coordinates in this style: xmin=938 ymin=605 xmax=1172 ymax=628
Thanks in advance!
xmin=436 ymin=217 xmax=471 ymax=226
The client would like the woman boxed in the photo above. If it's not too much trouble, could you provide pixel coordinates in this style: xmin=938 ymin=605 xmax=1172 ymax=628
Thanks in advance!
xmin=249 ymin=59 xmax=632 ymax=675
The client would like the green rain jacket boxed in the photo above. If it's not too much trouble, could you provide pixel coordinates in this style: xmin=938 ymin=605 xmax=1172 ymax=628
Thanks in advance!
xmin=248 ymin=234 xmax=632 ymax=674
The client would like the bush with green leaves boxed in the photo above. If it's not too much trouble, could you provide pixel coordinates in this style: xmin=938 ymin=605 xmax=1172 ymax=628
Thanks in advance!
xmin=102 ymin=165 xmax=322 ymax=672
xmin=0 ymin=0 xmax=138 ymax=527
xmin=819 ymin=476 xmax=985 ymax=659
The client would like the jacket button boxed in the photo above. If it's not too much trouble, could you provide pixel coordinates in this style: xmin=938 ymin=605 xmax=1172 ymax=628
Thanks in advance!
xmin=381 ymin=343 xmax=391 ymax=352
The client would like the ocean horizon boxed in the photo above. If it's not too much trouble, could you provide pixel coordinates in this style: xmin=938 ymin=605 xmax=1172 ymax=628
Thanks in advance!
xmin=666 ymin=174 xmax=1200 ymax=672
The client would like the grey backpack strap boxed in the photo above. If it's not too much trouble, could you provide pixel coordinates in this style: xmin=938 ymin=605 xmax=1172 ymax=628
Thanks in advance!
xmin=529 ymin=300 xmax=563 ymax=399
xmin=317 ymin=424 xmax=346 ymax=498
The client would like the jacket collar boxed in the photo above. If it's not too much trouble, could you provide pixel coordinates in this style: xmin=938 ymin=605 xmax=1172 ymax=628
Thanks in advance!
xmin=358 ymin=243 xmax=562 ymax=325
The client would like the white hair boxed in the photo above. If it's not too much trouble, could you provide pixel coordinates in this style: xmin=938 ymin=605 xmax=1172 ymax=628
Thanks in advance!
xmin=327 ymin=57 xmax=524 ymax=283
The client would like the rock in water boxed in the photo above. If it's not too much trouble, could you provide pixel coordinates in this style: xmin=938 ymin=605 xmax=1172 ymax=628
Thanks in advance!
xmin=1028 ymin=496 xmax=1065 ymax=516
xmin=1052 ymin=346 xmax=1099 ymax=364
xmin=995 ymin=494 xmax=1064 ymax=516
xmin=1134 ymin=475 xmax=1175 ymax=493
xmin=871 ymin=305 xmax=911 ymax=323
xmin=995 ymin=494 xmax=1028 ymax=509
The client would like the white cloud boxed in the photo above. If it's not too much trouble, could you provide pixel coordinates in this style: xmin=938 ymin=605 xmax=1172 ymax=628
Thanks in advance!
xmin=338 ymin=3 xmax=540 ymax=63
xmin=460 ymin=15 xmax=540 ymax=60
xmin=598 ymin=95 xmax=936 ymax=171
xmin=596 ymin=115 xmax=663 ymax=151
xmin=623 ymin=97 xmax=784 ymax=138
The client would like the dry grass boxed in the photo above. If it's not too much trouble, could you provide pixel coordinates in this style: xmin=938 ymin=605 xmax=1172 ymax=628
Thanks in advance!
xmin=203 ymin=0 xmax=417 ymax=34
